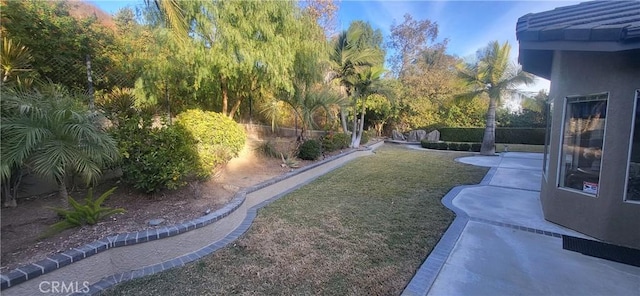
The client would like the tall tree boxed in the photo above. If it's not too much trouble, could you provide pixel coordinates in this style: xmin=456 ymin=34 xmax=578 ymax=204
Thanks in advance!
xmin=300 ymin=0 xmax=340 ymax=37
xmin=388 ymin=14 xmax=440 ymax=79
xmin=457 ymin=41 xmax=534 ymax=155
xmin=327 ymin=22 xmax=384 ymax=147
xmin=350 ymin=65 xmax=387 ymax=146
xmin=388 ymin=14 xmax=468 ymax=131
xmin=151 ymin=1 xmax=304 ymax=118
xmin=1 ymin=0 xmax=117 ymax=90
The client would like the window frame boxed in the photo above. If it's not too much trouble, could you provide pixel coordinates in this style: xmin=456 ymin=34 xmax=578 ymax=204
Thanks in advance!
xmin=543 ymin=99 xmax=553 ymax=180
xmin=623 ymin=90 xmax=640 ymax=204
xmin=556 ymin=92 xmax=610 ymax=197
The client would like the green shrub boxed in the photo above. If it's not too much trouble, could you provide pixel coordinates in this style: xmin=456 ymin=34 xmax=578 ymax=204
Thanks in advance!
xmin=471 ymin=143 xmax=482 ymax=152
xmin=298 ymin=139 xmax=322 ymax=160
xmin=496 ymin=128 xmax=545 ymax=145
xmin=102 ymin=92 xmax=202 ymax=193
xmin=360 ymin=130 xmax=374 ymax=146
xmin=321 ymin=132 xmax=350 ymax=152
xmin=175 ymin=109 xmax=246 ymax=177
xmin=458 ymin=143 xmax=471 ymax=151
xmin=437 ymin=142 xmax=449 ymax=150
xmin=256 ymin=140 xmax=279 ymax=158
xmin=334 ymin=133 xmax=351 ymax=149
xmin=440 ymin=128 xmax=484 ymax=143
xmin=115 ymin=121 xmax=200 ymax=193
xmin=47 ymin=187 xmax=124 ymax=235
xmin=440 ymin=127 xmax=545 ymax=145
xmin=421 ymin=140 xmax=439 ymax=149
xmin=448 ymin=143 xmax=460 ymax=150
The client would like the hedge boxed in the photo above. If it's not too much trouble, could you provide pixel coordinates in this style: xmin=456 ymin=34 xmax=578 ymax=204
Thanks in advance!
xmin=175 ymin=109 xmax=246 ymax=178
xmin=439 ymin=127 xmax=545 ymax=145
xmin=420 ymin=140 xmax=488 ymax=152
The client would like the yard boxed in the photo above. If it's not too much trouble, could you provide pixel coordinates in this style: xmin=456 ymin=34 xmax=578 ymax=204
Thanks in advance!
xmin=101 ymin=145 xmax=488 ymax=295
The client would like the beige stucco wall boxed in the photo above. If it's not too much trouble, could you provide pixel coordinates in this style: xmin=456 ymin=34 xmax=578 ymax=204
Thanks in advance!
xmin=541 ymin=49 xmax=640 ymax=249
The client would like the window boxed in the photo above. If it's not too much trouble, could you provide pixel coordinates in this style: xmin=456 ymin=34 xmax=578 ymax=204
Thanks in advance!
xmin=543 ymin=100 xmax=554 ymax=178
xmin=625 ymin=90 xmax=640 ymax=202
xmin=558 ymin=93 xmax=608 ymax=195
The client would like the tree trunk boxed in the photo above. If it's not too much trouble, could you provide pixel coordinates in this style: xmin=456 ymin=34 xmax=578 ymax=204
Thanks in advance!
xmin=3 ymin=183 xmax=16 ymax=208
xmin=354 ymin=101 xmax=366 ymax=146
xmin=350 ymin=103 xmax=360 ymax=148
xmin=340 ymin=107 xmax=348 ymax=133
xmin=374 ymin=121 xmax=385 ymax=137
xmin=481 ymin=96 xmax=497 ymax=156
xmin=3 ymin=169 xmax=21 ymax=208
xmin=228 ymin=97 xmax=243 ymax=120
xmin=86 ymin=55 xmax=95 ymax=111
xmin=221 ymin=76 xmax=229 ymax=116
xmin=58 ymin=180 xmax=69 ymax=208
xmin=165 ymin=80 xmax=171 ymax=124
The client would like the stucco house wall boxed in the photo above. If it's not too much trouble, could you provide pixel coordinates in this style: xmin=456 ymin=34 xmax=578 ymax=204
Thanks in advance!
xmin=541 ymin=49 xmax=640 ymax=249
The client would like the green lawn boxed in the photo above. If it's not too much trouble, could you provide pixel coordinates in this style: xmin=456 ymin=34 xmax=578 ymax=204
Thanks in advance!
xmin=101 ymin=145 xmax=488 ymax=295
xmin=496 ymin=143 xmax=545 ymax=153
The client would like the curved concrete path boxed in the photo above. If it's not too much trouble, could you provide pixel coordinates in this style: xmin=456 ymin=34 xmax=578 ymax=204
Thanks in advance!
xmin=3 ymin=142 xmax=382 ymax=296
xmin=403 ymin=152 xmax=640 ymax=296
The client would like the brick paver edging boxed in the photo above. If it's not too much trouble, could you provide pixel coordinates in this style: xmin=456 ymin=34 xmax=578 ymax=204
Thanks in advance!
xmin=0 ymin=142 xmax=380 ymax=291
xmin=77 ymin=141 xmax=383 ymax=295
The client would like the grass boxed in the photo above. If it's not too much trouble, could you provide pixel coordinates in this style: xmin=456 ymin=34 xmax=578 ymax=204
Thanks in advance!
xmin=496 ymin=143 xmax=544 ymax=153
xmin=101 ymin=145 xmax=488 ymax=295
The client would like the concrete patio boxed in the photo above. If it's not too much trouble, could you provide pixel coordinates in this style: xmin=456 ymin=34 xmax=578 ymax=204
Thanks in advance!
xmin=404 ymin=151 xmax=640 ymax=295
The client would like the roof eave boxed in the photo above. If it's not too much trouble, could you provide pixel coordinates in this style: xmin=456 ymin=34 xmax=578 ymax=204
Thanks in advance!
xmin=518 ymin=40 xmax=640 ymax=52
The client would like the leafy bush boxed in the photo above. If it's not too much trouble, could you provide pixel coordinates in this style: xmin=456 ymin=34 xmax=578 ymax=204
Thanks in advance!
xmin=321 ymin=132 xmax=350 ymax=152
xmin=360 ymin=130 xmax=373 ymax=146
xmin=496 ymin=128 xmax=545 ymax=145
xmin=437 ymin=142 xmax=449 ymax=150
xmin=439 ymin=128 xmax=545 ymax=145
xmin=458 ymin=143 xmax=471 ymax=151
xmin=175 ymin=109 xmax=246 ymax=177
xmin=102 ymin=90 xmax=201 ymax=193
xmin=298 ymin=139 xmax=322 ymax=160
xmin=448 ymin=143 xmax=460 ymax=150
xmin=115 ymin=120 xmax=200 ymax=193
xmin=497 ymin=109 xmax=545 ymax=128
xmin=440 ymin=128 xmax=484 ymax=142
xmin=420 ymin=140 xmax=439 ymax=149
xmin=48 ymin=187 xmax=124 ymax=234
xmin=256 ymin=140 xmax=279 ymax=158
xmin=471 ymin=143 xmax=482 ymax=152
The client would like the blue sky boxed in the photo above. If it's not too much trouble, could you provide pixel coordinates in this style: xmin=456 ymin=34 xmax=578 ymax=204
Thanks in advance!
xmin=91 ymin=0 xmax=583 ymax=91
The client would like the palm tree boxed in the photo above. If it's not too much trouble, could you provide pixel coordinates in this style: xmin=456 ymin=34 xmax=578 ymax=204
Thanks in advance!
xmin=146 ymin=0 xmax=191 ymax=42
xmin=458 ymin=41 xmax=534 ymax=155
xmin=350 ymin=65 xmax=387 ymax=147
xmin=326 ymin=27 xmax=383 ymax=145
xmin=1 ymin=83 xmax=120 ymax=206
xmin=1 ymin=37 xmax=35 ymax=86
xmin=282 ymin=84 xmax=344 ymax=141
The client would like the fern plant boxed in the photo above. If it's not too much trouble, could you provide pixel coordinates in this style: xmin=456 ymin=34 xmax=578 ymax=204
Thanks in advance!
xmin=47 ymin=187 xmax=124 ymax=234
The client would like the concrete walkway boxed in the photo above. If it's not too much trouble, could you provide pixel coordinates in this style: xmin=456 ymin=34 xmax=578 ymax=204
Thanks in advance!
xmin=404 ymin=152 xmax=640 ymax=296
